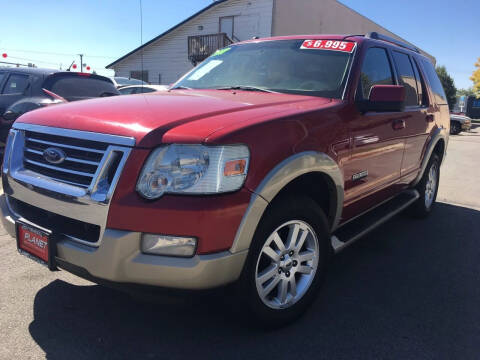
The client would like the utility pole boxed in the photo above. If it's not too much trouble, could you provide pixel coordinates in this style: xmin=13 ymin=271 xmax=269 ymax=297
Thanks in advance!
xmin=78 ymin=54 xmax=84 ymax=72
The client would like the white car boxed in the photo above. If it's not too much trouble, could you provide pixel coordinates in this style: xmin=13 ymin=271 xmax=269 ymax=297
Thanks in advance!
xmin=118 ymin=85 xmax=169 ymax=95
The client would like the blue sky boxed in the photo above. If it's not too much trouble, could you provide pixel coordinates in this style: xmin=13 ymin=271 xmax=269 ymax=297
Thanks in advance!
xmin=0 ymin=0 xmax=477 ymax=89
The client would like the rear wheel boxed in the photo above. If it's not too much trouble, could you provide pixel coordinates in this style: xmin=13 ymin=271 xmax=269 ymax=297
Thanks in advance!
xmin=239 ymin=196 xmax=329 ymax=327
xmin=409 ymin=153 xmax=440 ymax=218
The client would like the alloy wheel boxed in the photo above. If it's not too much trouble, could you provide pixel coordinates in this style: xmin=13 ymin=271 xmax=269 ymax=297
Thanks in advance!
xmin=425 ymin=162 xmax=438 ymax=208
xmin=255 ymin=220 xmax=319 ymax=309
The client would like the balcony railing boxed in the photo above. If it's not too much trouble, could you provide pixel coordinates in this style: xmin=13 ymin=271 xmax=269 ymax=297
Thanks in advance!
xmin=188 ymin=33 xmax=233 ymax=66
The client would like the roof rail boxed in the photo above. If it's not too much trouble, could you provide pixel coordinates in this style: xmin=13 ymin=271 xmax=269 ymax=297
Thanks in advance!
xmin=366 ymin=32 xmax=420 ymax=53
xmin=342 ymin=34 xmax=365 ymax=41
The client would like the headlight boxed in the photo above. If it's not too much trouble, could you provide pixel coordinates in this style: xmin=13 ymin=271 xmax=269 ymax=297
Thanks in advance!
xmin=136 ymin=144 xmax=249 ymax=199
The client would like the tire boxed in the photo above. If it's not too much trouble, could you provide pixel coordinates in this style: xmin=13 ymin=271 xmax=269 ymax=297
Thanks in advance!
xmin=238 ymin=195 xmax=330 ymax=327
xmin=450 ymin=121 xmax=461 ymax=135
xmin=409 ymin=153 xmax=440 ymax=218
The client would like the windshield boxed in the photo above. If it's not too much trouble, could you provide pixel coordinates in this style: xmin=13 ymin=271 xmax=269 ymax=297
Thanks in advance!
xmin=174 ymin=39 xmax=355 ymax=98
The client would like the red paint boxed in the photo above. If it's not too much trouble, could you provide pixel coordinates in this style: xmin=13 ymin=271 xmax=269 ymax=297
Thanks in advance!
xmin=2 ymin=53 xmax=7 ymax=58
xmin=18 ymin=90 xmax=332 ymax=147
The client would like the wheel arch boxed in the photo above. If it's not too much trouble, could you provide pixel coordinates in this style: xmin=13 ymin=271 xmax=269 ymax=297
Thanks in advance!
xmin=412 ymin=127 xmax=448 ymax=187
xmin=230 ymin=151 xmax=343 ymax=253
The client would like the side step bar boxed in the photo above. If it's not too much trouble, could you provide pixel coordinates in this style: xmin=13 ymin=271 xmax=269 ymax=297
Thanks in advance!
xmin=331 ymin=189 xmax=420 ymax=253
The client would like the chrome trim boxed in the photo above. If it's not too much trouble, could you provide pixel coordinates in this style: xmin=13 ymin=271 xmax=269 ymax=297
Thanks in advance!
xmin=3 ymin=125 xmax=135 ymax=247
xmin=230 ymin=152 xmax=344 ymax=253
xmin=25 ymin=138 xmax=105 ymax=154
xmin=24 ymin=159 xmax=95 ymax=177
xmin=25 ymin=148 xmax=100 ymax=166
xmin=14 ymin=122 xmax=136 ymax=147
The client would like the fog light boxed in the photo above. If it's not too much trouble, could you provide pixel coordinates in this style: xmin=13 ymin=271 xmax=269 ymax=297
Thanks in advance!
xmin=141 ymin=234 xmax=197 ymax=257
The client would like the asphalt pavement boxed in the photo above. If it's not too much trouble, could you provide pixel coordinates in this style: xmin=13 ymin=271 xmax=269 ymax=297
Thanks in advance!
xmin=1 ymin=125 xmax=480 ymax=359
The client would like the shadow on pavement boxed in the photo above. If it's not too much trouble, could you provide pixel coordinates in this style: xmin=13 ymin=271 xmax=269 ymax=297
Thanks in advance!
xmin=29 ymin=203 xmax=480 ymax=359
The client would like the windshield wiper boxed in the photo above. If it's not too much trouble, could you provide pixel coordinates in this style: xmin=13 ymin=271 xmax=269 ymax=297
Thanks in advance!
xmin=216 ymin=86 xmax=278 ymax=93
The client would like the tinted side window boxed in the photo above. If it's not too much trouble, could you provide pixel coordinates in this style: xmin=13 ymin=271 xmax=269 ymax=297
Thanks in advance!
xmin=3 ymin=74 xmax=29 ymax=95
xmin=47 ymin=76 xmax=118 ymax=100
xmin=421 ymin=59 xmax=447 ymax=105
xmin=138 ymin=87 xmax=156 ymax=93
xmin=392 ymin=51 xmax=418 ymax=106
xmin=119 ymin=87 xmax=136 ymax=95
xmin=411 ymin=58 xmax=428 ymax=106
xmin=359 ymin=47 xmax=394 ymax=99
xmin=0 ymin=72 xmax=6 ymax=87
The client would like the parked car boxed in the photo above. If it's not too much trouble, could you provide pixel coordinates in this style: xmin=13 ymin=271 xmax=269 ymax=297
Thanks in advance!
xmin=1 ymin=33 xmax=449 ymax=326
xmin=0 ymin=67 xmax=119 ymax=145
xmin=110 ymin=76 xmax=148 ymax=88
xmin=450 ymin=113 xmax=472 ymax=134
xmin=118 ymin=84 xmax=169 ymax=95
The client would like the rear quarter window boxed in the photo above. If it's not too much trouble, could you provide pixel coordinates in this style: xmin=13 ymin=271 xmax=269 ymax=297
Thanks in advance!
xmin=421 ymin=60 xmax=447 ymax=105
xmin=45 ymin=76 xmax=118 ymax=101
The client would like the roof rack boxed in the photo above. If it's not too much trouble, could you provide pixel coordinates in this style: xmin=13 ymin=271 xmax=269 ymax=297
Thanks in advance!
xmin=366 ymin=32 xmax=420 ymax=53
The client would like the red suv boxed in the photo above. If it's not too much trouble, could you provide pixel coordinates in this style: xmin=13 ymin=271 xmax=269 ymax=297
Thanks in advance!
xmin=1 ymin=33 xmax=449 ymax=325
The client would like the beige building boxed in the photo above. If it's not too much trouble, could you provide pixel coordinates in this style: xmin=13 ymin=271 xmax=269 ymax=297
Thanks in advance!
xmin=107 ymin=0 xmax=434 ymax=84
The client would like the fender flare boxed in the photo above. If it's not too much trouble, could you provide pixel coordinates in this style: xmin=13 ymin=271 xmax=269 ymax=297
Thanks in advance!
xmin=411 ymin=127 xmax=448 ymax=187
xmin=230 ymin=151 xmax=344 ymax=253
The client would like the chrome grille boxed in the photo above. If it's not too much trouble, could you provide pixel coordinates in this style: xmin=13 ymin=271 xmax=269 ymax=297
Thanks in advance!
xmin=23 ymin=131 xmax=107 ymax=188
xmin=4 ymin=123 xmax=135 ymax=247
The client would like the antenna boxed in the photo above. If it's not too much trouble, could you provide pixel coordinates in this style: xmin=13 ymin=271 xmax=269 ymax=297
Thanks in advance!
xmin=139 ymin=0 xmax=144 ymax=88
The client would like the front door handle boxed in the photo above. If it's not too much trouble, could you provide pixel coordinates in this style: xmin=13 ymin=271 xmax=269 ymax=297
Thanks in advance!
xmin=392 ymin=119 xmax=406 ymax=130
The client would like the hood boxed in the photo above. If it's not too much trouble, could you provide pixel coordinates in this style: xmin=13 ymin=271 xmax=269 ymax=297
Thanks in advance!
xmin=450 ymin=114 xmax=471 ymax=122
xmin=16 ymin=90 xmax=333 ymax=147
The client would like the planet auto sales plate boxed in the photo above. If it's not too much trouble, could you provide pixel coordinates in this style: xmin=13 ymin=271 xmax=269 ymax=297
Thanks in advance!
xmin=16 ymin=221 xmax=56 ymax=270
xmin=300 ymin=40 xmax=356 ymax=53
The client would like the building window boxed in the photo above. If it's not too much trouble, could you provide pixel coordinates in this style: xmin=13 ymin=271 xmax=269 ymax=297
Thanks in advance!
xmin=130 ymin=70 xmax=148 ymax=83
xmin=158 ymin=74 xmax=162 ymax=85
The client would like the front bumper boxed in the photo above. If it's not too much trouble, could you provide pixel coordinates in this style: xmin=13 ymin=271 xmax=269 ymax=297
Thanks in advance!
xmin=1 ymin=194 xmax=248 ymax=289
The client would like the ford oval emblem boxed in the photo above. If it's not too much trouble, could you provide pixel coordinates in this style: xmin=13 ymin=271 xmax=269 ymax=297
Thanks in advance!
xmin=43 ymin=147 xmax=66 ymax=165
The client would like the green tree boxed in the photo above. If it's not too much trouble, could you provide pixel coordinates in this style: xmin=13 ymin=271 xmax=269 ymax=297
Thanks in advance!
xmin=471 ymin=58 xmax=480 ymax=97
xmin=457 ymin=87 xmax=475 ymax=97
xmin=436 ymin=66 xmax=457 ymax=109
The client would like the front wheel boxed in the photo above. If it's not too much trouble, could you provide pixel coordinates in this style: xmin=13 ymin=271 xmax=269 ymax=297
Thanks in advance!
xmin=409 ymin=153 xmax=440 ymax=218
xmin=450 ymin=121 xmax=461 ymax=135
xmin=238 ymin=196 xmax=329 ymax=327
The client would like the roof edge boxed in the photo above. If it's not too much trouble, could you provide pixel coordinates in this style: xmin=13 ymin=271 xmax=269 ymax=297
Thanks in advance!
xmin=106 ymin=0 xmax=229 ymax=69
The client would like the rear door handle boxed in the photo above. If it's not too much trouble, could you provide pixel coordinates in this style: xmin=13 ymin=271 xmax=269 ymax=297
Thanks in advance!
xmin=392 ymin=119 xmax=406 ymax=130
xmin=426 ymin=114 xmax=434 ymax=122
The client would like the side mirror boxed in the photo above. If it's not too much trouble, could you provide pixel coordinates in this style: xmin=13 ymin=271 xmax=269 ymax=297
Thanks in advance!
xmin=2 ymin=110 xmax=20 ymax=122
xmin=358 ymin=85 xmax=405 ymax=112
